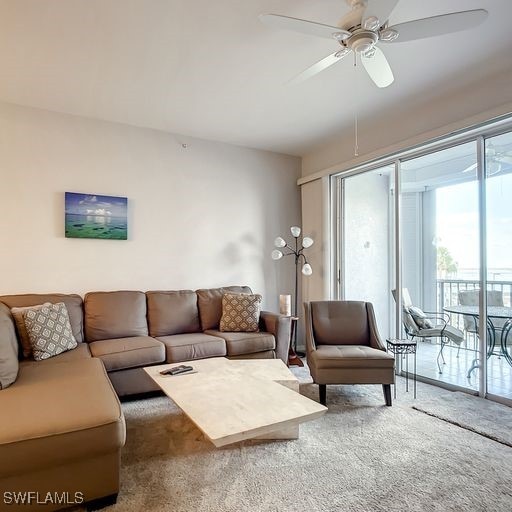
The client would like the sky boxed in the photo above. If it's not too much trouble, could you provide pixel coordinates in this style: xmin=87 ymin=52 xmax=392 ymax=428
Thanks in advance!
xmin=65 ymin=192 xmax=127 ymax=218
xmin=436 ymin=172 xmax=512 ymax=273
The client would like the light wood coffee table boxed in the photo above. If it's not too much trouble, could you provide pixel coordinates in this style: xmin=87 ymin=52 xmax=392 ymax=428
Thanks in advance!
xmin=144 ymin=357 xmax=326 ymax=448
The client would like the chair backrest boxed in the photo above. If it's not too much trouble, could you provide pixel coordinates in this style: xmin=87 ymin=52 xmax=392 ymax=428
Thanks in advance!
xmin=458 ymin=289 xmax=505 ymax=333
xmin=402 ymin=288 xmax=414 ymax=309
xmin=458 ymin=289 xmax=504 ymax=306
xmin=310 ymin=301 xmax=370 ymax=346
xmin=391 ymin=288 xmax=419 ymax=335
xmin=458 ymin=290 xmax=478 ymax=332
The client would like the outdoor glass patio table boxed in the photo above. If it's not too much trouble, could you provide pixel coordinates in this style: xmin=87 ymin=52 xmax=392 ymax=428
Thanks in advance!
xmin=443 ymin=305 xmax=512 ymax=374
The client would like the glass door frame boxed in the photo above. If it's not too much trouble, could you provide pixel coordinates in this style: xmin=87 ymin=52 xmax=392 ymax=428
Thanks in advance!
xmin=330 ymin=114 xmax=512 ymax=404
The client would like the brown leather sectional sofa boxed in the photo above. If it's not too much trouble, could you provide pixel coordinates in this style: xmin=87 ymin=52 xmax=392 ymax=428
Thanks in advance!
xmin=0 ymin=286 xmax=290 ymax=510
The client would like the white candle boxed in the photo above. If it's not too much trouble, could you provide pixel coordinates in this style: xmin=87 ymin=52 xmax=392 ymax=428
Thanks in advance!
xmin=279 ymin=294 xmax=291 ymax=316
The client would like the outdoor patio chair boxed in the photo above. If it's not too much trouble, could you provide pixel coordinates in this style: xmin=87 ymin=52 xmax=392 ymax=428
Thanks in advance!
xmin=459 ymin=290 xmax=511 ymax=376
xmin=392 ymin=289 xmax=464 ymax=374
xmin=458 ymin=289 xmax=507 ymax=335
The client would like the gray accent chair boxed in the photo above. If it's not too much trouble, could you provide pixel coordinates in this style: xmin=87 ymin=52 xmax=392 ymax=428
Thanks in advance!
xmin=303 ymin=300 xmax=395 ymax=406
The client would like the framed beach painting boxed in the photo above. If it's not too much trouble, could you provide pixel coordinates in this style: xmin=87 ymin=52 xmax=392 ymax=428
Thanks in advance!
xmin=65 ymin=192 xmax=128 ymax=240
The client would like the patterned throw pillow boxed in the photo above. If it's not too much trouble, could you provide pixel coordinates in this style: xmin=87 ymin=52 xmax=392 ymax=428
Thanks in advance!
xmin=408 ymin=306 xmax=434 ymax=330
xmin=22 ymin=303 xmax=77 ymax=361
xmin=219 ymin=293 xmax=262 ymax=332
xmin=11 ymin=303 xmax=52 ymax=358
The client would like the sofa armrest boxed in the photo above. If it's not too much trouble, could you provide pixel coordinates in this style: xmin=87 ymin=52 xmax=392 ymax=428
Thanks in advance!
xmin=366 ymin=302 xmax=386 ymax=351
xmin=259 ymin=311 xmax=291 ymax=364
xmin=303 ymin=302 xmax=317 ymax=355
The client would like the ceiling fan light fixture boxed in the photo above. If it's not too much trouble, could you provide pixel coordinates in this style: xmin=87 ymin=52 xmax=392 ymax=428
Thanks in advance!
xmin=335 ymin=47 xmax=351 ymax=58
xmin=333 ymin=31 xmax=348 ymax=41
xmin=364 ymin=47 xmax=376 ymax=58
xmin=380 ymin=28 xmax=399 ymax=42
xmin=363 ymin=16 xmax=381 ymax=31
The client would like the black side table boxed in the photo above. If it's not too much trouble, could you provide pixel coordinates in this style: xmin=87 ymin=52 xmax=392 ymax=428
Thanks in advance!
xmin=386 ymin=338 xmax=417 ymax=399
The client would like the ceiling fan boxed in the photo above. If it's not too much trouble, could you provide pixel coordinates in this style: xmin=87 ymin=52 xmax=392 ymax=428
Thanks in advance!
xmin=259 ymin=0 xmax=488 ymax=88
xmin=463 ymin=143 xmax=512 ymax=176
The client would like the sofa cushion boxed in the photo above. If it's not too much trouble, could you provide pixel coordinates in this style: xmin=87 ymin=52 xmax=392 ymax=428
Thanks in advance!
xmin=197 ymin=286 xmax=252 ymax=330
xmin=156 ymin=333 xmax=226 ymax=363
xmin=20 ymin=342 xmax=91 ymax=367
xmin=88 ymin=336 xmax=165 ymax=371
xmin=228 ymin=350 xmax=275 ymax=360
xmin=311 ymin=345 xmax=395 ymax=370
xmin=0 ymin=293 xmax=84 ymax=343
xmin=22 ymin=302 xmax=78 ymax=361
xmin=220 ymin=293 xmax=262 ymax=332
xmin=84 ymin=291 xmax=148 ymax=342
xmin=147 ymin=290 xmax=200 ymax=337
xmin=0 ymin=303 xmax=18 ymax=389
xmin=0 ymin=358 xmax=125 ymax=478
xmin=205 ymin=330 xmax=275 ymax=356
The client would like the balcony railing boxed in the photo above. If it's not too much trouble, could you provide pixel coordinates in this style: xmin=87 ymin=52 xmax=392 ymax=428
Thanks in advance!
xmin=437 ymin=278 xmax=512 ymax=331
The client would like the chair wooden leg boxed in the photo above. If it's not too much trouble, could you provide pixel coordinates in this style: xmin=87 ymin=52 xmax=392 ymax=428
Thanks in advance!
xmin=383 ymin=384 xmax=392 ymax=406
xmin=319 ymin=384 xmax=326 ymax=405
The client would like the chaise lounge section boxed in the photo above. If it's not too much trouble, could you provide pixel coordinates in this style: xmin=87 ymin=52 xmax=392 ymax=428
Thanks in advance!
xmin=0 ymin=285 xmax=289 ymax=509
xmin=0 ymin=301 xmax=125 ymax=511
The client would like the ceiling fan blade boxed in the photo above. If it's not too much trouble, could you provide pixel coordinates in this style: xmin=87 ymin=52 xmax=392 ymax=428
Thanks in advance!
xmin=288 ymin=51 xmax=348 ymax=85
xmin=361 ymin=47 xmax=394 ymax=88
xmin=364 ymin=0 xmax=399 ymax=26
xmin=259 ymin=14 xmax=350 ymax=40
xmin=384 ymin=9 xmax=488 ymax=43
xmin=337 ymin=4 xmax=365 ymax=31
xmin=462 ymin=162 xmax=477 ymax=174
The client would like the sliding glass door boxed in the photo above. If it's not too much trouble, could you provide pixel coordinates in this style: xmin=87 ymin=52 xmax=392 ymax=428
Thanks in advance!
xmin=333 ymin=119 xmax=512 ymax=403
xmin=485 ymin=132 xmax=512 ymax=400
xmin=339 ymin=166 xmax=394 ymax=340
xmin=400 ymin=142 xmax=480 ymax=391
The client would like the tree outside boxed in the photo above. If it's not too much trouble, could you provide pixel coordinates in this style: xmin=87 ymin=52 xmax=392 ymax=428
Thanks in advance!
xmin=437 ymin=246 xmax=458 ymax=277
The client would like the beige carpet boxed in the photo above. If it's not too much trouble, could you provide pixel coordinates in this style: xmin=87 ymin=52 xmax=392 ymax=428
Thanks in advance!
xmin=97 ymin=370 xmax=512 ymax=512
xmin=413 ymin=391 xmax=512 ymax=448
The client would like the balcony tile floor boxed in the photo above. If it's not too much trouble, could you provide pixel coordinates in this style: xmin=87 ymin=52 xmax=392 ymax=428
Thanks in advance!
xmin=414 ymin=339 xmax=512 ymax=400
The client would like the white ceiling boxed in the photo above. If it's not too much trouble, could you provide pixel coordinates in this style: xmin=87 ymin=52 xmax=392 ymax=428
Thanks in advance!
xmin=1 ymin=0 xmax=511 ymax=156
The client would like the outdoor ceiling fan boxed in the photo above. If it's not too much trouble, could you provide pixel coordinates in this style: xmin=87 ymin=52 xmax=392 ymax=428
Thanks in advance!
xmin=259 ymin=0 xmax=489 ymax=87
xmin=462 ymin=143 xmax=512 ymax=176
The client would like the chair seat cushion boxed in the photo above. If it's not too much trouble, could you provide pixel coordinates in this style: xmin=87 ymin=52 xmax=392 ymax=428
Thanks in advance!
xmin=88 ymin=336 xmax=165 ymax=371
xmin=417 ymin=325 xmax=464 ymax=344
xmin=312 ymin=345 xmax=395 ymax=370
xmin=205 ymin=330 xmax=275 ymax=356
xmin=156 ymin=333 xmax=226 ymax=363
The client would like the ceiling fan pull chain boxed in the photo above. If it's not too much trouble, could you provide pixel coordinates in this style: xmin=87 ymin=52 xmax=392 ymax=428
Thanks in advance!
xmin=354 ymin=52 xmax=359 ymax=157
xmin=355 ymin=112 xmax=359 ymax=157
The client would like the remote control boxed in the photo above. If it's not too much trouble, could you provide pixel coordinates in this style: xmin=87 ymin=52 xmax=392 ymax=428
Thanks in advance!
xmin=160 ymin=365 xmax=194 ymax=376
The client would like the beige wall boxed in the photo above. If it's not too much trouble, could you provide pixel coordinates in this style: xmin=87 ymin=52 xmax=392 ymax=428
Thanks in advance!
xmin=0 ymin=102 xmax=300 ymax=310
xmin=294 ymin=177 xmax=331 ymax=350
xmin=302 ymin=69 xmax=512 ymax=177
xmin=301 ymin=178 xmax=331 ymax=303
xmin=300 ymin=71 xmax=512 ymax=308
